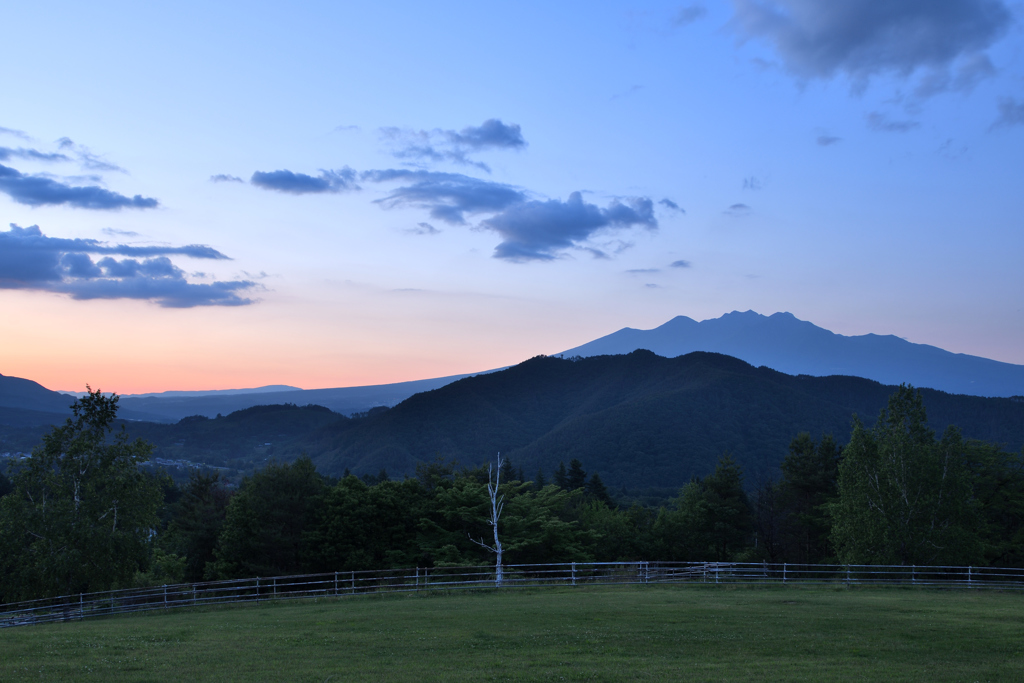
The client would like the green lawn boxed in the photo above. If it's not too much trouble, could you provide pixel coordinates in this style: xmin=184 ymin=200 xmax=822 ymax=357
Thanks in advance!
xmin=1 ymin=585 xmax=1021 ymax=681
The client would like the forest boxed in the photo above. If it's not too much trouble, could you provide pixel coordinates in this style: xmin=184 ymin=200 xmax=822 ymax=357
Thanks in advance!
xmin=1 ymin=385 xmax=1022 ymax=603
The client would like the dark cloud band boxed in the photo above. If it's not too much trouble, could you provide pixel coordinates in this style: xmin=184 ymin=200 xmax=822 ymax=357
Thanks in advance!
xmin=0 ymin=224 xmax=253 ymax=307
xmin=250 ymin=168 xmax=357 ymax=194
xmin=733 ymin=0 xmax=1011 ymax=91
xmin=0 ymin=164 xmax=158 ymax=209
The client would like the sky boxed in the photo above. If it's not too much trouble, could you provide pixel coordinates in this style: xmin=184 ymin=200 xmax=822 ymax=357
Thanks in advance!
xmin=2 ymin=0 xmax=1023 ymax=394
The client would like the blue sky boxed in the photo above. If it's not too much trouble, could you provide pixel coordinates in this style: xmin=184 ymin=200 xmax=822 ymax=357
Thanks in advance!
xmin=2 ymin=0 xmax=1022 ymax=392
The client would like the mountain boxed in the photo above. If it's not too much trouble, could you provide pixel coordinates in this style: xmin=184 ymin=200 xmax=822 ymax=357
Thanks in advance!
xmin=285 ymin=351 xmax=1024 ymax=490
xmin=559 ymin=311 xmax=1024 ymax=398
xmin=114 ymin=374 xmax=475 ymax=422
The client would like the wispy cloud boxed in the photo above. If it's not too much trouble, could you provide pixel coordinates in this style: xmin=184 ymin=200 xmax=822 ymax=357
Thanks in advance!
xmin=0 ymin=147 xmax=71 ymax=163
xmin=725 ymin=203 xmax=751 ymax=215
xmin=56 ymin=138 xmax=126 ymax=173
xmin=669 ymin=259 xmax=692 ymax=268
xmin=673 ymin=4 xmax=707 ymax=26
xmin=407 ymin=222 xmax=440 ymax=235
xmin=482 ymin=192 xmax=656 ymax=262
xmin=990 ymin=97 xmax=1024 ymax=130
xmin=0 ymin=224 xmax=255 ymax=307
xmin=102 ymin=227 xmax=141 ymax=238
xmin=867 ymin=111 xmax=920 ymax=132
xmin=816 ymin=134 xmax=842 ymax=146
xmin=0 ymin=126 xmax=31 ymax=141
xmin=364 ymin=169 xmax=526 ymax=225
xmin=731 ymin=0 xmax=1011 ymax=95
xmin=210 ymin=174 xmax=244 ymax=183
xmin=364 ymin=170 xmax=658 ymax=262
xmin=0 ymin=164 xmax=158 ymax=209
xmin=659 ymin=198 xmax=685 ymax=213
xmin=381 ymin=119 xmax=526 ymax=172
xmin=250 ymin=167 xmax=358 ymax=194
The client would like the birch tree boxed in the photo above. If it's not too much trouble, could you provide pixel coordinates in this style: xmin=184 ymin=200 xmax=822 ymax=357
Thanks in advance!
xmin=831 ymin=385 xmax=980 ymax=566
xmin=0 ymin=389 xmax=162 ymax=601
xmin=470 ymin=453 xmax=506 ymax=586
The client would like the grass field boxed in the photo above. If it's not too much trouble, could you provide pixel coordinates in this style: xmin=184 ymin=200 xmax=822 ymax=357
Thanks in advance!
xmin=1 ymin=585 xmax=1022 ymax=682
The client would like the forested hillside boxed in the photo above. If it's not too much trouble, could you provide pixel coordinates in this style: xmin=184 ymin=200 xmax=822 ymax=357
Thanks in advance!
xmin=285 ymin=351 xmax=1024 ymax=489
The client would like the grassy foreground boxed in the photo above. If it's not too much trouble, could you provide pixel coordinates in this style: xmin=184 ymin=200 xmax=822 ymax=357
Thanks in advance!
xmin=1 ymin=585 xmax=1022 ymax=682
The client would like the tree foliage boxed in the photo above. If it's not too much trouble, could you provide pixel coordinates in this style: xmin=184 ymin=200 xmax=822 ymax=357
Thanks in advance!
xmin=0 ymin=390 xmax=162 ymax=601
xmin=831 ymin=386 xmax=981 ymax=566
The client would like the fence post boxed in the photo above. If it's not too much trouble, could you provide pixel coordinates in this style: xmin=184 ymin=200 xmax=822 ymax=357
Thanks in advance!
xmin=846 ymin=566 xmax=850 ymax=587
xmin=334 ymin=572 xmax=338 ymax=596
xmin=256 ymin=577 xmax=260 ymax=603
xmin=416 ymin=566 xmax=420 ymax=590
xmin=193 ymin=584 xmax=197 ymax=606
xmin=968 ymin=566 xmax=972 ymax=588
xmin=80 ymin=593 xmax=84 ymax=619
xmin=164 ymin=584 xmax=168 ymax=609
xmin=572 ymin=562 xmax=576 ymax=587
xmin=912 ymin=565 xmax=916 ymax=585
xmin=783 ymin=563 xmax=787 ymax=585
xmin=273 ymin=577 xmax=277 ymax=596
xmin=351 ymin=570 xmax=355 ymax=594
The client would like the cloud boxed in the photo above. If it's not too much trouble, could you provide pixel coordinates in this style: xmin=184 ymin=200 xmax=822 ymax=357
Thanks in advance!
xmin=210 ymin=174 xmax=244 ymax=183
xmin=816 ymin=134 xmax=842 ymax=146
xmin=250 ymin=167 xmax=358 ymax=194
xmin=725 ymin=203 xmax=751 ymax=215
xmin=991 ymin=97 xmax=1024 ymax=130
xmin=674 ymin=4 xmax=708 ymax=26
xmin=382 ymin=119 xmax=526 ymax=171
xmin=448 ymin=119 xmax=526 ymax=150
xmin=0 ymin=147 xmax=71 ymax=163
xmin=364 ymin=170 xmax=659 ymax=261
xmin=0 ymin=164 xmax=159 ymax=209
xmin=364 ymin=169 xmax=526 ymax=224
xmin=669 ymin=259 xmax=692 ymax=268
xmin=0 ymin=127 xmax=31 ymax=140
xmin=56 ymin=138 xmax=126 ymax=173
xmin=743 ymin=176 xmax=763 ymax=190
xmin=408 ymin=222 xmax=440 ymax=235
xmin=102 ymin=227 xmax=141 ymax=238
xmin=627 ymin=268 xmax=661 ymax=274
xmin=659 ymin=198 xmax=685 ymax=212
xmin=731 ymin=0 xmax=1012 ymax=92
xmin=867 ymin=111 xmax=920 ymax=132
xmin=0 ymin=224 xmax=255 ymax=307
xmin=481 ymin=192 xmax=657 ymax=262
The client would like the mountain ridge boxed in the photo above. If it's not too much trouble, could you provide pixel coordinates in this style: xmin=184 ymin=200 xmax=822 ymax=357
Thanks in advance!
xmin=559 ymin=311 xmax=1024 ymax=397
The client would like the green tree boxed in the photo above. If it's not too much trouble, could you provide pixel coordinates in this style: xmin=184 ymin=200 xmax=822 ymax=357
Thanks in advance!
xmin=0 ymin=390 xmax=162 ymax=601
xmin=831 ymin=386 xmax=981 ymax=566
xmin=209 ymin=456 xmax=325 ymax=578
xmin=0 ymin=469 xmax=12 ymax=499
xmin=304 ymin=475 xmax=432 ymax=571
xmin=161 ymin=471 xmax=231 ymax=582
xmin=584 ymin=472 xmax=614 ymax=507
xmin=553 ymin=461 xmax=568 ymax=489
xmin=700 ymin=455 xmax=754 ymax=561
xmin=565 ymin=459 xmax=587 ymax=490
xmin=963 ymin=441 xmax=1024 ymax=567
xmin=777 ymin=433 xmax=840 ymax=563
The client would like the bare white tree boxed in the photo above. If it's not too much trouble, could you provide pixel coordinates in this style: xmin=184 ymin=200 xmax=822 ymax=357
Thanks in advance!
xmin=470 ymin=453 xmax=506 ymax=586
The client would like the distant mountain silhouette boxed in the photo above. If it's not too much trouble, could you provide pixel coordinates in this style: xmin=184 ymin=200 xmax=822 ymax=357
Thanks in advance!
xmin=285 ymin=351 xmax=1024 ymax=490
xmin=114 ymin=374 xmax=476 ymax=422
xmin=559 ymin=311 xmax=1024 ymax=398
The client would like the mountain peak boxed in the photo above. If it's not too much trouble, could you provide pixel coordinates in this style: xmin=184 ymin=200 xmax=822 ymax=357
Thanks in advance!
xmin=559 ymin=311 xmax=1024 ymax=397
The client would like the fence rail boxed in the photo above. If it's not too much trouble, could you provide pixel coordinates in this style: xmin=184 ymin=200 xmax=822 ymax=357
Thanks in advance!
xmin=3 ymin=561 xmax=1023 ymax=629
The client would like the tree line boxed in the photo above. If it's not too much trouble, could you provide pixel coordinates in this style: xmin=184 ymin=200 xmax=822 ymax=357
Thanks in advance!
xmin=1 ymin=386 xmax=1022 ymax=603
